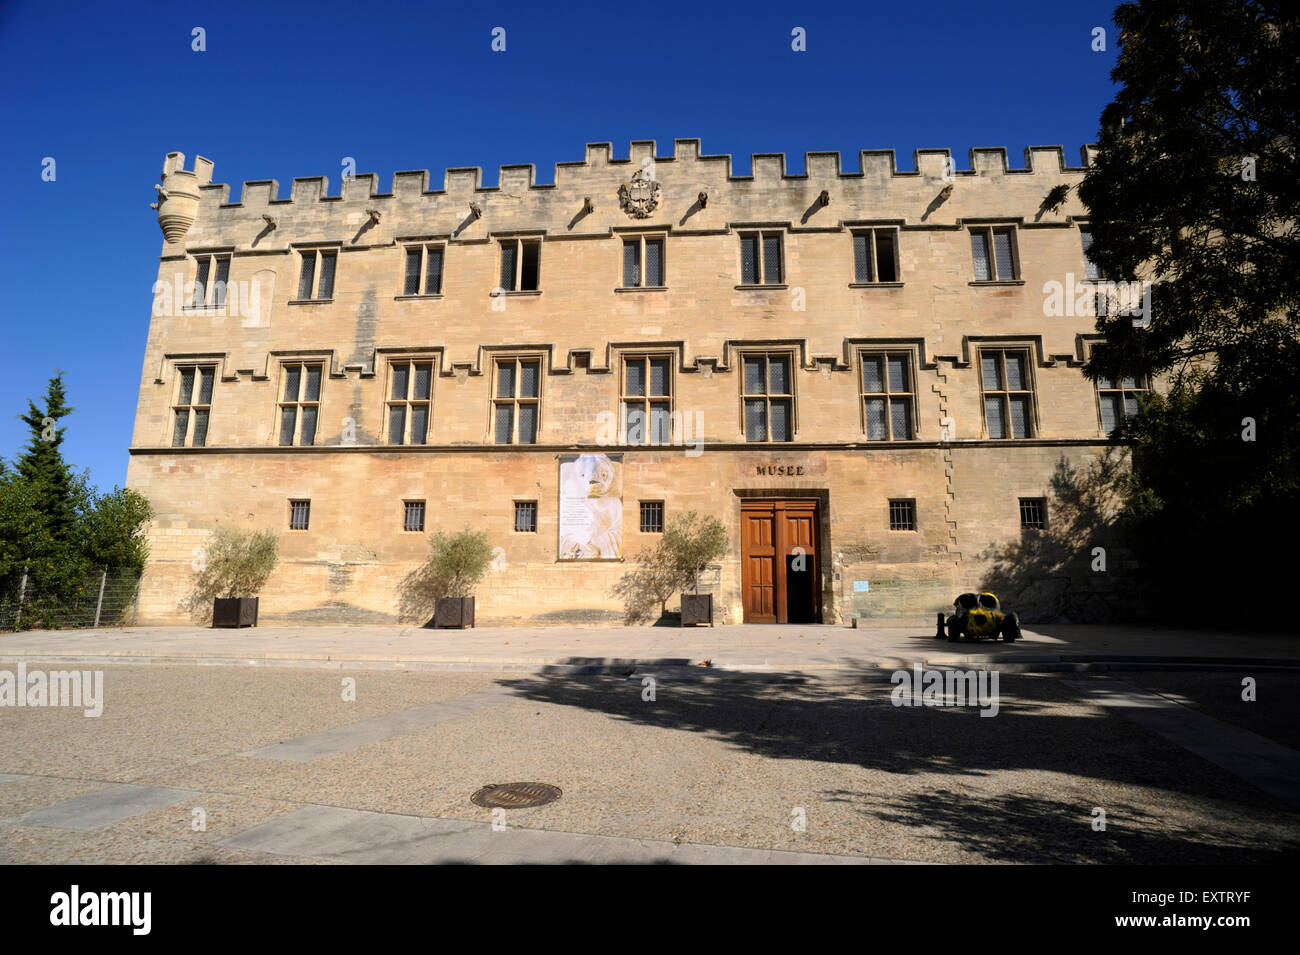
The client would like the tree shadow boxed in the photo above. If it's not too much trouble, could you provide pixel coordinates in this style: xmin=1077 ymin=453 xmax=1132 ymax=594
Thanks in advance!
xmin=499 ymin=666 xmax=1073 ymax=780
xmin=496 ymin=662 xmax=1300 ymax=862
xmin=609 ymin=553 xmax=679 ymax=625
xmin=824 ymin=788 xmax=1300 ymax=864
xmin=178 ymin=586 xmax=213 ymax=626
xmin=396 ymin=563 xmax=438 ymax=627
xmin=976 ymin=450 xmax=1146 ymax=624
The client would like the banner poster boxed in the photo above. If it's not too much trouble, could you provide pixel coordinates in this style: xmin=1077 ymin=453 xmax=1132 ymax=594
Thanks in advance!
xmin=557 ymin=453 xmax=623 ymax=560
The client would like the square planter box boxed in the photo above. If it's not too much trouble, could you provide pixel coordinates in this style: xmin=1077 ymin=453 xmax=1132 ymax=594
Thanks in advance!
xmin=434 ymin=596 xmax=475 ymax=629
xmin=680 ymin=593 xmax=713 ymax=627
xmin=213 ymin=597 xmax=258 ymax=628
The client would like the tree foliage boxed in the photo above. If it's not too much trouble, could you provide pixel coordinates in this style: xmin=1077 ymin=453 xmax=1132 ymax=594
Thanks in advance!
xmin=423 ymin=529 xmax=494 ymax=598
xmin=0 ymin=477 xmax=49 ymax=584
xmin=15 ymin=373 xmax=81 ymax=543
xmin=662 ymin=511 xmax=729 ymax=594
xmin=1 ymin=374 xmax=154 ymax=610
xmin=79 ymin=486 xmax=154 ymax=575
xmin=1077 ymin=1 xmax=1297 ymax=625
xmin=1078 ymin=0 xmax=1299 ymax=388
xmin=186 ymin=527 xmax=279 ymax=605
xmin=611 ymin=538 xmax=685 ymax=624
xmin=613 ymin=511 xmax=728 ymax=623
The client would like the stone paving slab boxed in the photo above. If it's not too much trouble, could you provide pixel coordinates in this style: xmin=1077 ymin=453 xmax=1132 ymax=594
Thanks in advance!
xmin=1066 ymin=679 xmax=1300 ymax=809
xmin=0 ymin=774 xmax=26 ymax=784
xmin=218 ymin=804 xmax=903 ymax=865
xmin=17 ymin=784 xmax=198 ymax=831
xmin=242 ymin=687 xmax=517 ymax=761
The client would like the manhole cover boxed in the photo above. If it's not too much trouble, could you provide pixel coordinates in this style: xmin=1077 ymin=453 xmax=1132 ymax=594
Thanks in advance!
xmin=471 ymin=782 xmax=562 ymax=809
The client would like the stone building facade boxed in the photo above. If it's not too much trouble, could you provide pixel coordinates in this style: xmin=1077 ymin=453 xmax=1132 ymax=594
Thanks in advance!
xmin=128 ymin=139 xmax=1136 ymax=627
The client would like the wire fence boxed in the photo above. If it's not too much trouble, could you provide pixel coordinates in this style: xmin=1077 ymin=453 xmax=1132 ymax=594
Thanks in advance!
xmin=0 ymin=568 xmax=142 ymax=631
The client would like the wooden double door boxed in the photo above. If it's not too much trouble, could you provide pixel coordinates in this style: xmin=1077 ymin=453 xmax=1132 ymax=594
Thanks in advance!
xmin=740 ymin=499 xmax=820 ymax=624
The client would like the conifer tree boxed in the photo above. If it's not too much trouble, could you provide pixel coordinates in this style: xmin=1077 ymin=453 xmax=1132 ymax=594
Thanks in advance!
xmin=9 ymin=374 xmax=90 ymax=590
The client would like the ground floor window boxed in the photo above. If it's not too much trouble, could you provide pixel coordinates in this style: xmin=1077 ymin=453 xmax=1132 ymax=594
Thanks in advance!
xmin=289 ymin=499 xmax=311 ymax=530
xmin=514 ymin=500 xmax=537 ymax=533
xmin=1019 ymin=497 xmax=1047 ymax=530
xmin=403 ymin=501 xmax=426 ymax=532
xmin=889 ymin=499 xmax=917 ymax=531
xmin=639 ymin=501 xmax=664 ymax=532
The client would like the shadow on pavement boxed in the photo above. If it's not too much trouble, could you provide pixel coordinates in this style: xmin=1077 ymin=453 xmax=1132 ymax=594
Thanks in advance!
xmin=826 ymin=788 xmax=1297 ymax=864
xmin=498 ymin=660 xmax=1300 ymax=864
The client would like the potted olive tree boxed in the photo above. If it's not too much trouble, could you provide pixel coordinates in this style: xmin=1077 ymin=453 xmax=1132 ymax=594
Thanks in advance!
xmin=610 ymin=536 xmax=684 ymax=625
xmin=664 ymin=511 xmax=728 ymax=627
xmin=189 ymin=527 xmax=279 ymax=627
xmin=426 ymin=529 xmax=494 ymax=629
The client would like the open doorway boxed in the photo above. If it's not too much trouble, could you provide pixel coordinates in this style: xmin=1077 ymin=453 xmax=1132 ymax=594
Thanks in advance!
xmin=740 ymin=498 xmax=820 ymax=624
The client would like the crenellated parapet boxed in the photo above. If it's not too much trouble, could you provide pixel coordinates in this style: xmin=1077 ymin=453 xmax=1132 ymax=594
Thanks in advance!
xmin=162 ymin=139 xmax=1099 ymax=252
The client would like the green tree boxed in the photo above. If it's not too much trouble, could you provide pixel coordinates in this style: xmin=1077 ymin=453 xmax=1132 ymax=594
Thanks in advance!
xmin=424 ymin=529 xmax=494 ymax=598
xmin=614 ymin=511 xmax=728 ymax=623
xmin=182 ymin=527 xmax=279 ymax=623
xmin=16 ymin=374 xmax=82 ymax=533
xmin=4 ymin=374 xmax=92 ymax=594
xmin=1 ymin=375 xmax=161 ymax=628
xmin=662 ymin=511 xmax=729 ymax=595
xmin=611 ymin=537 xmax=684 ymax=624
xmin=1078 ymin=1 xmax=1299 ymax=389
xmin=1075 ymin=1 xmax=1298 ymax=625
xmin=79 ymin=487 xmax=154 ymax=575
xmin=0 ymin=474 xmax=50 ymax=585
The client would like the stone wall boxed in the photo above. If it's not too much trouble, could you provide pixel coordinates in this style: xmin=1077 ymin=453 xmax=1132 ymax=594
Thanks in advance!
xmin=129 ymin=140 xmax=1133 ymax=626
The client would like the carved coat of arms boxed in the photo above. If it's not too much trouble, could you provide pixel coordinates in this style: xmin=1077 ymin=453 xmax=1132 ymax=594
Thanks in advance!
xmin=618 ymin=169 xmax=661 ymax=219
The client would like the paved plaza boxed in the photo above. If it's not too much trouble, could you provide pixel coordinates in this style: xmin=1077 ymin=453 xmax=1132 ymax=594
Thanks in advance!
xmin=3 ymin=625 xmax=1298 ymax=864
xmin=4 ymin=621 xmax=1298 ymax=672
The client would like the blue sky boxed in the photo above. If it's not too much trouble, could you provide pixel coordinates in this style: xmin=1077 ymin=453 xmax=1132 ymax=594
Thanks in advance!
xmin=0 ymin=0 xmax=1121 ymax=491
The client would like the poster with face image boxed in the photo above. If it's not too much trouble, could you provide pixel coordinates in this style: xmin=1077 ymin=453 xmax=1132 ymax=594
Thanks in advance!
xmin=557 ymin=453 xmax=623 ymax=560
